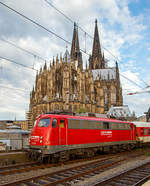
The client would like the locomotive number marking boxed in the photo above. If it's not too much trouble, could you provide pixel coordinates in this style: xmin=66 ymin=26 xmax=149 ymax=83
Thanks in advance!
xmin=101 ymin=131 xmax=112 ymax=137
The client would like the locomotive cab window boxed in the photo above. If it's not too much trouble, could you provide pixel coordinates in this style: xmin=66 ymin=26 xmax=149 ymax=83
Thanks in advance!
xmin=149 ymin=129 xmax=150 ymax=135
xmin=60 ymin=119 xmax=65 ymax=128
xmin=38 ymin=118 xmax=51 ymax=127
xmin=103 ymin=122 xmax=109 ymax=129
xmin=52 ymin=118 xmax=57 ymax=128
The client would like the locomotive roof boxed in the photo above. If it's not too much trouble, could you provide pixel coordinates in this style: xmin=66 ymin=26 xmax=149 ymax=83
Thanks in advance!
xmin=132 ymin=121 xmax=150 ymax=127
xmin=38 ymin=114 xmax=130 ymax=124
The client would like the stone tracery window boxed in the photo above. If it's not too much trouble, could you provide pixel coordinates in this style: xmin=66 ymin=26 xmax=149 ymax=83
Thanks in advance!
xmin=104 ymin=88 xmax=108 ymax=111
xmin=111 ymin=87 xmax=116 ymax=105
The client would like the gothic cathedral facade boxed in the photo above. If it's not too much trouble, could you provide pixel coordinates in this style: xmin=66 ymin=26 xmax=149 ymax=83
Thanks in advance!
xmin=27 ymin=20 xmax=123 ymax=128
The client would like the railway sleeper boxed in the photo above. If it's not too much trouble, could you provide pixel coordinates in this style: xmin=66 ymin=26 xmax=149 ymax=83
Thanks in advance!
xmin=109 ymin=181 xmax=127 ymax=185
xmin=126 ymin=175 xmax=144 ymax=179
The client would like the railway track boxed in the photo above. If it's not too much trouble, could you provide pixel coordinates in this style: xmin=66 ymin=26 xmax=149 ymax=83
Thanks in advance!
xmin=0 ymin=151 xmax=126 ymax=177
xmin=0 ymin=152 xmax=143 ymax=186
xmin=0 ymin=150 xmax=140 ymax=177
xmin=91 ymin=161 xmax=150 ymax=186
xmin=0 ymin=162 xmax=44 ymax=176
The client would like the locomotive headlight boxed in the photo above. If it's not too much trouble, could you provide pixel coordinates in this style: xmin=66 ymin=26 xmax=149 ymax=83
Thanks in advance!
xmin=40 ymin=136 xmax=43 ymax=139
xmin=40 ymin=140 xmax=42 ymax=143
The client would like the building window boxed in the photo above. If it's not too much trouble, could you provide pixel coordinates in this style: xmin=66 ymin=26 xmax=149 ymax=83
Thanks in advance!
xmin=74 ymin=105 xmax=77 ymax=111
xmin=55 ymin=104 xmax=59 ymax=110
xmin=104 ymin=88 xmax=108 ymax=111
xmin=111 ymin=88 xmax=116 ymax=104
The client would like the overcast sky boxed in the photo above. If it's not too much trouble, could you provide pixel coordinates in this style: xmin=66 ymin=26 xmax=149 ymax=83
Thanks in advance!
xmin=0 ymin=0 xmax=150 ymax=120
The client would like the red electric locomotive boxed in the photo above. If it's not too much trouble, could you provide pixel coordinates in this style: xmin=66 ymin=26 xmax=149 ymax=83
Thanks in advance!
xmin=29 ymin=114 xmax=136 ymax=162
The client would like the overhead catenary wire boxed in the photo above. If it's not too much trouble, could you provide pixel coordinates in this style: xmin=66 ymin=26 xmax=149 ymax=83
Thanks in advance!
xmin=43 ymin=0 xmax=93 ymax=39
xmin=0 ymin=1 xmax=146 ymax=90
xmin=0 ymin=1 xmax=90 ymax=56
xmin=43 ymin=0 xmax=147 ymax=88
xmin=0 ymin=84 xmax=30 ymax=93
xmin=43 ymin=0 xmax=120 ymax=62
xmin=0 ymin=37 xmax=47 ymax=62
xmin=0 ymin=56 xmax=38 ymax=72
xmin=120 ymin=73 xmax=143 ymax=89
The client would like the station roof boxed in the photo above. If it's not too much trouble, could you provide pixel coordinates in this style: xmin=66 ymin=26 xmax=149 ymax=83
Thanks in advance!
xmin=0 ymin=129 xmax=30 ymax=134
xmin=107 ymin=105 xmax=131 ymax=118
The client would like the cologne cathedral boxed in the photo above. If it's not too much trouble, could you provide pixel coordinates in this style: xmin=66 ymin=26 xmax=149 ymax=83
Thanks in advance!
xmin=27 ymin=20 xmax=123 ymax=128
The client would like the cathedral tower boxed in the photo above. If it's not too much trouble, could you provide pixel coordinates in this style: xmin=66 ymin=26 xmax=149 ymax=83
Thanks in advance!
xmin=70 ymin=23 xmax=83 ymax=69
xmin=27 ymin=19 xmax=123 ymax=130
xmin=89 ymin=19 xmax=105 ymax=69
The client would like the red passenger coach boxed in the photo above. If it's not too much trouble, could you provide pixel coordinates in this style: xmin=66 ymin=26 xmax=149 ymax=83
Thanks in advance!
xmin=133 ymin=121 xmax=150 ymax=143
xmin=29 ymin=114 xmax=136 ymax=162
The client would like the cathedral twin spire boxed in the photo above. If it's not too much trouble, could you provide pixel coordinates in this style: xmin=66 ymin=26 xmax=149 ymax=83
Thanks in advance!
xmin=70 ymin=22 xmax=83 ymax=68
xmin=91 ymin=19 xmax=104 ymax=69
xmin=70 ymin=20 xmax=105 ymax=70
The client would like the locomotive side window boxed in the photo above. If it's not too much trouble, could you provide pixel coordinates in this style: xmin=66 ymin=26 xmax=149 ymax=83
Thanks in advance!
xmin=93 ymin=121 xmax=103 ymax=129
xmin=119 ymin=123 xmax=125 ymax=129
xmin=68 ymin=119 xmax=103 ymax=129
xmin=144 ymin=128 xmax=147 ymax=135
xmin=68 ymin=119 xmax=80 ymax=129
xmin=103 ymin=122 xmax=109 ymax=129
xmin=111 ymin=123 xmax=130 ymax=130
xmin=60 ymin=120 xmax=65 ymax=128
xmin=149 ymin=129 xmax=150 ymax=135
xmin=38 ymin=118 xmax=51 ymax=127
xmin=141 ymin=128 xmax=144 ymax=136
xmin=52 ymin=118 xmax=57 ymax=128
xmin=111 ymin=123 xmax=119 ymax=129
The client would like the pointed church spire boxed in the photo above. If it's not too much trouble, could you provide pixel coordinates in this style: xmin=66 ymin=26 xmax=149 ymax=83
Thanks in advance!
xmin=35 ymin=71 xmax=38 ymax=86
xmin=44 ymin=61 xmax=47 ymax=70
xmin=60 ymin=53 xmax=62 ymax=63
xmin=116 ymin=61 xmax=120 ymax=81
xmin=56 ymin=54 xmax=59 ymax=65
xmin=32 ymin=86 xmax=35 ymax=97
xmin=53 ymin=56 xmax=55 ymax=66
xmin=70 ymin=22 xmax=82 ymax=69
xmin=40 ymin=66 xmax=42 ymax=74
xmin=92 ymin=19 xmax=102 ymax=59
xmin=71 ymin=23 xmax=79 ymax=56
xmin=90 ymin=19 xmax=104 ymax=69
xmin=86 ymin=61 xmax=87 ymax=70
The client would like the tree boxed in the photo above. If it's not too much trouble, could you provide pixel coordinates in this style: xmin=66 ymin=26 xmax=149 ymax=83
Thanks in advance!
xmin=76 ymin=107 xmax=87 ymax=113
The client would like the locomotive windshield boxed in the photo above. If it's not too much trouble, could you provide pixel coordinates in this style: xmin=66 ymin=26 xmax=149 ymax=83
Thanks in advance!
xmin=38 ymin=118 xmax=51 ymax=127
xmin=33 ymin=120 xmax=37 ymax=127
